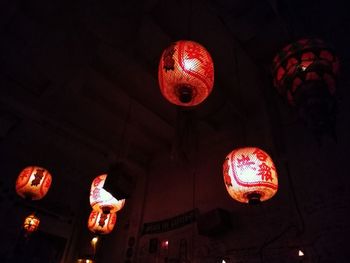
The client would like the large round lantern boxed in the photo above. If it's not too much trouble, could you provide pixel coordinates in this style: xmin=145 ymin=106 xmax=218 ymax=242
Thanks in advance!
xmin=272 ymin=38 xmax=339 ymax=135
xmin=23 ymin=213 xmax=40 ymax=234
xmin=16 ymin=166 xmax=52 ymax=200
xmin=158 ymin=40 xmax=214 ymax=106
xmin=223 ymin=147 xmax=278 ymax=204
xmin=88 ymin=210 xmax=117 ymax=235
xmin=90 ymin=174 xmax=125 ymax=214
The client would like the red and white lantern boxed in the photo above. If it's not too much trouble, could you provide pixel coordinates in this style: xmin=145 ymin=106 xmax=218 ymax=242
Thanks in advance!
xmin=223 ymin=147 xmax=278 ymax=204
xmin=90 ymin=174 xmax=125 ymax=214
xmin=23 ymin=213 xmax=40 ymax=234
xmin=158 ymin=40 xmax=214 ymax=106
xmin=16 ymin=166 xmax=52 ymax=200
xmin=88 ymin=210 xmax=117 ymax=235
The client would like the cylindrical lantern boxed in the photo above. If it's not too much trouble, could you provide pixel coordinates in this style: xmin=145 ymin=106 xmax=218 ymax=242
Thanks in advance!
xmin=223 ymin=147 xmax=278 ymax=204
xmin=16 ymin=166 xmax=52 ymax=200
xmin=158 ymin=40 xmax=214 ymax=106
xmin=90 ymin=174 xmax=125 ymax=214
xmin=272 ymin=38 xmax=339 ymax=135
xmin=23 ymin=213 xmax=40 ymax=234
xmin=88 ymin=210 xmax=117 ymax=235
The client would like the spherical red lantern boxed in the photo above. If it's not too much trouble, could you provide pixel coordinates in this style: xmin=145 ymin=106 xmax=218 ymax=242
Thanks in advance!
xmin=23 ymin=213 xmax=40 ymax=234
xmin=16 ymin=166 xmax=52 ymax=200
xmin=272 ymin=38 xmax=339 ymax=105
xmin=88 ymin=210 xmax=117 ymax=235
xmin=90 ymin=174 xmax=125 ymax=214
xmin=158 ymin=40 xmax=214 ymax=106
xmin=272 ymin=38 xmax=339 ymax=135
xmin=223 ymin=147 xmax=278 ymax=204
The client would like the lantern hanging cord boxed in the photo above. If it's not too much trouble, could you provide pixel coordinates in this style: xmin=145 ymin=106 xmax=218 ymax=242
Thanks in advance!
xmin=187 ymin=0 xmax=193 ymax=39
xmin=117 ymin=97 xmax=132 ymax=160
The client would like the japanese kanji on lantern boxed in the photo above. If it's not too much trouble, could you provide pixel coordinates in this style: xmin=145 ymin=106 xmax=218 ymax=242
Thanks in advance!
xmin=23 ymin=213 xmax=40 ymax=235
xmin=158 ymin=40 xmax=214 ymax=106
xmin=223 ymin=147 xmax=278 ymax=204
xmin=90 ymin=174 xmax=125 ymax=214
xmin=88 ymin=210 xmax=117 ymax=235
xmin=272 ymin=38 xmax=339 ymax=135
xmin=16 ymin=166 xmax=52 ymax=200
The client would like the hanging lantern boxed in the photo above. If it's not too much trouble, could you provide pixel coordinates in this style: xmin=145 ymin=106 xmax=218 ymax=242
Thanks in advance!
xmin=223 ymin=147 xmax=278 ymax=204
xmin=158 ymin=40 xmax=214 ymax=106
xmin=272 ymin=38 xmax=339 ymax=136
xmin=88 ymin=210 xmax=117 ymax=235
xmin=90 ymin=174 xmax=125 ymax=214
xmin=16 ymin=166 xmax=52 ymax=200
xmin=23 ymin=213 xmax=40 ymax=234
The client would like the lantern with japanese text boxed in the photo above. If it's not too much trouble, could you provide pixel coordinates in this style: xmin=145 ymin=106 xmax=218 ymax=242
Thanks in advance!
xmin=223 ymin=147 xmax=278 ymax=204
xmin=88 ymin=210 xmax=117 ymax=235
xmin=16 ymin=166 xmax=52 ymax=200
xmin=90 ymin=174 xmax=125 ymax=214
xmin=272 ymin=38 xmax=339 ymax=136
xmin=158 ymin=40 xmax=214 ymax=106
xmin=23 ymin=213 xmax=40 ymax=235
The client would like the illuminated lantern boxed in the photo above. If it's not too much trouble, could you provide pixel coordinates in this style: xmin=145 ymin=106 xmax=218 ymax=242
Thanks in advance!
xmin=158 ymin=40 xmax=214 ymax=106
xmin=88 ymin=210 xmax=117 ymax=235
xmin=23 ymin=213 xmax=40 ymax=234
xmin=223 ymin=147 xmax=278 ymax=204
xmin=90 ymin=174 xmax=125 ymax=214
xmin=16 ymin=166 xmax=52 ymax=200
xmin=272 ymin=38 xmax=339 ymax=135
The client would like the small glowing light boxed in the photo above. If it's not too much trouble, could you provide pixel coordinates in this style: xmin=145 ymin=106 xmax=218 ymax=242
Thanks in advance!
xmin=184 ymin=59 xmax=196 ymax=71
xmin=91 ymin=236 xmax=99 ymax=245
xmin=222 ymin=260 xmax=227 ymax=263
xmin=298 ymin=250 xmax=304 ymax=257
xmin=161 ymin=240 xmax=169 ymax=249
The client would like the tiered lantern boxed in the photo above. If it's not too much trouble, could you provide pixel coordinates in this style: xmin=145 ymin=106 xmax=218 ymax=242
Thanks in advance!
xmin=90 ymin=174 xmax=125 ymax=214
xmin=16 ymin=166 xmax=52 ymax=200
xmin=158 ymin=40 xmax=214 ymax=106
xmin=223 ymin=147 xmax=278 ymax=204
xmin=88 ymin=210 xmax=117 ymax=235
xmin=23 ymin=213 xmax=40 ymax=234
xmin=272 ymin=38 xmax=339 ymax=135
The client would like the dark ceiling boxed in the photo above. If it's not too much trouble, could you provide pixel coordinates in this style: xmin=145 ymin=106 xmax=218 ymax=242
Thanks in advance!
xmin=0 ymin=0 xmax=349 ymax=261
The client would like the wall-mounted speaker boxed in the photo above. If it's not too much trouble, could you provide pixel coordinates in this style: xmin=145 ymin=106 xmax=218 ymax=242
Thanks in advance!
xmin=197 ymin=208 xmax=232 ymax=236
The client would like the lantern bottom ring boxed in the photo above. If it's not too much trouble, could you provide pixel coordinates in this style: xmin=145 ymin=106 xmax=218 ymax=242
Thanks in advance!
xmin=247 ymin=192 xmax=261 ymax=205
xmin=102 ymin=207 xmax=111 ymax=214
xmin=176 ymin=85 xmax=194 ymax=103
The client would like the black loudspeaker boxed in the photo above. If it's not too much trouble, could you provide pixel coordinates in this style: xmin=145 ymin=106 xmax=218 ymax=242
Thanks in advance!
xmin=104 ymin=162 xmax=134 ymax=200
xmin=197 ymin=208 xmax=232 ymax=236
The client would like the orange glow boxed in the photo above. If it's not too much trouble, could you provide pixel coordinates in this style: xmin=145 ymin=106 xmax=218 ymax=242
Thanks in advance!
xmin=23 ymin=213 xmax=40 ymax=234
xmin=77 ymin=259 xmax=95 ymax=263
xmin=223 ymin=147 xmax=278 ymax=204
xmin=16 ymin=166 xmax=52 ymax=200
xmin=88 ymin=210 xmax=117 ymax=235
xmin=89 ymin=174 xmax=125 ymax=214
xmin=158 ymin=40 xmax=214 ymax=106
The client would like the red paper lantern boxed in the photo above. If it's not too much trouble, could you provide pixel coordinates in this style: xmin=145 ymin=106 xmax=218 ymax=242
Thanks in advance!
xmin=16 ymin=166 xmax=52 ymax=200
xmin=23 ymin=213 xmax=40 ymax=234
xmin=88 ymin=210 xmax=117 ymax=235
xmin=272 ymin=38 xmax=339 ymax=136
xmin=223 ymin=147 xmax=278 ymax=204
xmin=158 ymin=40 xmax=214 ymax=106
xmin=90 ymin=174 xmax=125 ymax=214
xmin=272 ymin=38 xmax=339 ymax=105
